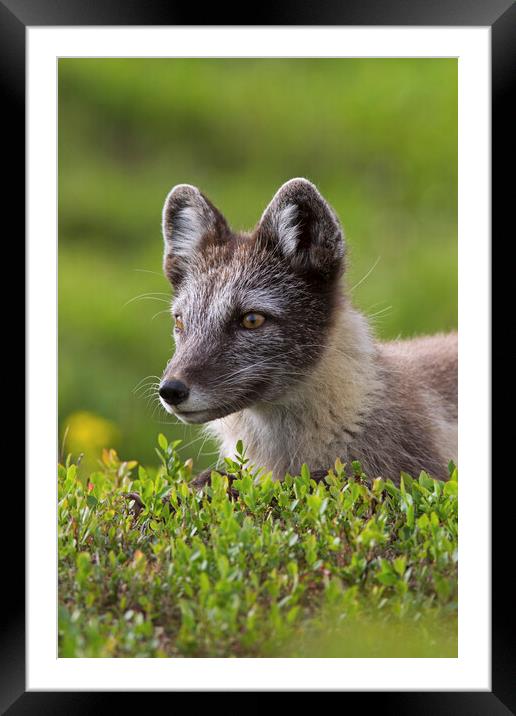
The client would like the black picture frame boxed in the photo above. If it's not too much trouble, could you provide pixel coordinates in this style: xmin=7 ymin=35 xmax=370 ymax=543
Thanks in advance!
xmin=4 ymin=0 xmax=510 ymax=711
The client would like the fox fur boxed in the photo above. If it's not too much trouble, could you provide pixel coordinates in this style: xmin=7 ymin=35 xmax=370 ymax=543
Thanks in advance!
xmin=159 ymin=178 xmax=457 ymax=484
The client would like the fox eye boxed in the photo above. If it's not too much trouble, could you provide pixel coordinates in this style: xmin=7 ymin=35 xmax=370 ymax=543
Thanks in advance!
xmin=174 ymin=315 xmax=184 ymax=332
xmin=241 ymin=312 xmax=266 ymax=330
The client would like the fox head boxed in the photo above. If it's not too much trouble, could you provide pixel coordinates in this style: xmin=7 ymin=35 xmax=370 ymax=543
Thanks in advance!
xmin=158 ymin=178 xmax=345 ymax=423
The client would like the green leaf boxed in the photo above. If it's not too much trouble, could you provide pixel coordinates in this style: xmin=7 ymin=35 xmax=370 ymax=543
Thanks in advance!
xmin=393 ymin=556 xmax=407 ymax=576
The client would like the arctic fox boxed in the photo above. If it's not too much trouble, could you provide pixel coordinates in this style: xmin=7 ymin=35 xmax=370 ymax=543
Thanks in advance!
xmin=158 ymin=178 xmax=457 ymax=485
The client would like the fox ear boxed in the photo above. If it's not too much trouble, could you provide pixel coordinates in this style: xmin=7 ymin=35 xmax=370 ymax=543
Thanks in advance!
xmin=257 ymin=178 xmax=345 ymax=278
xmin=162 ymin=184 xmax=229 ymax=286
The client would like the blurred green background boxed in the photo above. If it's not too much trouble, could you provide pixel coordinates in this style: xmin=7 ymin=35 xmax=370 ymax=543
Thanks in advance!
xmin=58 ymin=58 xmax=457 ymax=470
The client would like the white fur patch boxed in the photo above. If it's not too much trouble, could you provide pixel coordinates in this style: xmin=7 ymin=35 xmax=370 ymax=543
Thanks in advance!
xmin=275 ymin=204 xmax=300 ymax=256
xmin=162 ymin=184 xmax=210 ymax=261
xmin=168 ymin=206 xmax=207 ymax=258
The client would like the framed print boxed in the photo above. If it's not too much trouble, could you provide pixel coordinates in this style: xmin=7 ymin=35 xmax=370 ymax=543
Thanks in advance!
xmin=3 ymin=0 xmax=511 ymax=710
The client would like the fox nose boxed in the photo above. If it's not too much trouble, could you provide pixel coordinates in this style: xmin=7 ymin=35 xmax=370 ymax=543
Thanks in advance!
xmin=159 ymin=379 xmax=190 ymax=406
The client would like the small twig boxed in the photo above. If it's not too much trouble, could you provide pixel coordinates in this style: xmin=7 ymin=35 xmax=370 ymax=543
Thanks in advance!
xmin=122 ymin=492 xmax=145 ymax=517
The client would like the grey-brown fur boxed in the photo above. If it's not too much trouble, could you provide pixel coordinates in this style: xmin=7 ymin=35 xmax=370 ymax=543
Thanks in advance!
xmin=159 ymin=178 xmax=457 ymax=484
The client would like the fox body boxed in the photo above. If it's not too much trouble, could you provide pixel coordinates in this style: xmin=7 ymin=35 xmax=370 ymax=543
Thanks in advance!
xmin=158 ymin=178 xmax=457 ymax=483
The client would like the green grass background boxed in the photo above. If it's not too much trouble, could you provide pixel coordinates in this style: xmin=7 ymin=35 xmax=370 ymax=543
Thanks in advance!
xmin=58 ymin=58 xmax=457 ymax=470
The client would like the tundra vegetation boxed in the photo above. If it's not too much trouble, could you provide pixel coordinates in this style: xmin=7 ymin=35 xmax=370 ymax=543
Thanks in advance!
xmin=58 ymin=435 xmax=458 ymax=657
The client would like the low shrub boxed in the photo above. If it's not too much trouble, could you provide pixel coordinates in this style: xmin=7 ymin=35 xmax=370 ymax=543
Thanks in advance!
xmin=58 ymin=436 xmax=458 ymax=657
